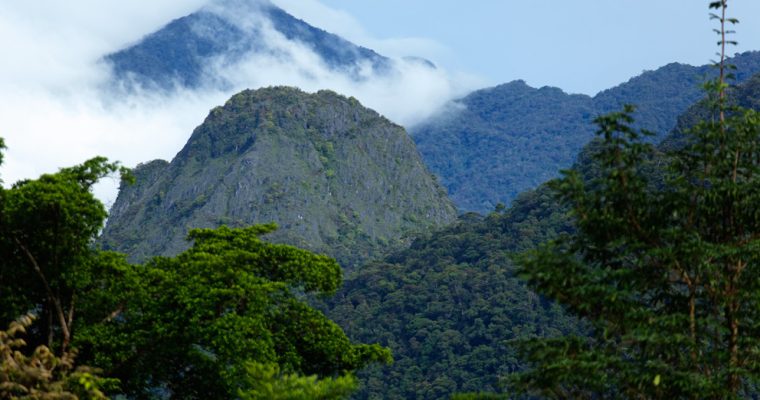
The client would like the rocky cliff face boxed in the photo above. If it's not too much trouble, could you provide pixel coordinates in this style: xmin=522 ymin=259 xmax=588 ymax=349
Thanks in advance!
xmin=100 ymin=87 xmax=457 ymax=267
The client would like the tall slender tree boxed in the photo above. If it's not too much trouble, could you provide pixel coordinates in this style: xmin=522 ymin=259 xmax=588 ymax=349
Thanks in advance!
xmin=511 ymin=1 xmax=760 ymax=398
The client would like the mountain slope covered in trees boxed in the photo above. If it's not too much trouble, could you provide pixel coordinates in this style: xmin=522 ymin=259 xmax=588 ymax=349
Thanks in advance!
xmin=325 ymin=185 xmax=578 ymax=399
xmin=100 ymin=87 xmax=456 ymax=267
xmin=323 ymin=71 xmax=760 ymax=399
xmin=411 ymin=51 xmax=760 ymax=213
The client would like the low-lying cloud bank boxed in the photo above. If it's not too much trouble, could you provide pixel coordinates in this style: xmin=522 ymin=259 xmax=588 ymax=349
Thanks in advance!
xmin=0 ymin=0 xmax=479 ymax=205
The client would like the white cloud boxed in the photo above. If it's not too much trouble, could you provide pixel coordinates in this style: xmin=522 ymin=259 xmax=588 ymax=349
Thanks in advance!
xmin=213 ymin=12 xmax=479 ymax=126
xmin=0 ymin=1 xmax=216 ymax=203
xmin=201 ymin=0 xmax=482 ymax=126
xmin=0 ymin=0 xmax=479 ymax=206
xmin=0 ymin=1 xmax=209 ymax=87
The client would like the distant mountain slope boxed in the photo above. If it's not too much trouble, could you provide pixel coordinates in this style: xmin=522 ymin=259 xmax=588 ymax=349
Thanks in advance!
xmin=412 ymin=80 xmax=596 ymax=212
xmin=594 ymin=51 xmax=760 ymax=135
xmin=105 ymin=0 xmax=391 ymax=91
xmin=100 ymin=87 xmax=456 ymax=267
xmin=328 ymin=71 xmax=760 ymax=399
xmin=411 ymin=51 xmax=760 ymax=213
xmin=661 ymin=71 xmax=760 ymax=151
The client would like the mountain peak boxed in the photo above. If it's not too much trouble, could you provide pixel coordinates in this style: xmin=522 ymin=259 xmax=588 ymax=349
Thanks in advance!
xmin=104 ymin=1 xmax=391 ymax=91
xmin=493 ymin=79 xmax=531 ymax=90
xmin=101 ymin=87 xmax=457 ymax=266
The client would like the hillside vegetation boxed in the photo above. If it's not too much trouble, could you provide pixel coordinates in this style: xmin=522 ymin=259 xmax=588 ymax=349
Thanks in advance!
xmin=411 ymin=51 xmax=760 ymax=212
xmin=326 ymin=187 xmax=579 ymax=399
xmin=323 ymin=71 xmax=760 ymax=399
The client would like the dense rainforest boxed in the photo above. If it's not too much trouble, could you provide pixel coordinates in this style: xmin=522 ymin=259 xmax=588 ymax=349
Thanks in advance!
xmin=327 ymin=188 xmax=579 ymax=399
xmin=3 ymin=1 xmax=760 ymax=399
xmin=324 ymin=61 xmax=760 ymax=399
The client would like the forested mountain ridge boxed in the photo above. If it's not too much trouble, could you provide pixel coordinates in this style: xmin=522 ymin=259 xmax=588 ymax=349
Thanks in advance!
xmin=594 ymin=51 xmax=760 ymax=134
xmin=105 ymin=0 xmax=392 ymax=91
xmin=411 ymin=51 xmax=760 ymax=213
xmin=661 ymin=71 xmax=760 ymax=151
xmin=100 ymin=87 xmax=456 ymax=267
xmin=323 ymin=71 xmax=760 ymax=399
xmin=325 ymin=184 xmax=579 ymax=399
xmin=411 ymin=80 xmax=596 ymax=213
xmin=103 ymin=0 xmax=760 ymax=217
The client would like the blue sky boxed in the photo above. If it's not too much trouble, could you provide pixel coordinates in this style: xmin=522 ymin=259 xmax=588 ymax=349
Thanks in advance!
xmin=285 ymin=0 xmax=760 ymax=95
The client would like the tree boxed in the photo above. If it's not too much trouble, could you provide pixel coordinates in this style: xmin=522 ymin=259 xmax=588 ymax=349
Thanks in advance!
xmin=511 ymin=1 xmax=760 ymax=398
xmin=77 ymin=224 xmax=392 ymax=398
xmin=0 ymin=140 xmax=390 ymax=398
xmin=0 ymin=146 xmax=132 ymax=355
xmin=238 ymin=362 xmax=357 ymax=400
xmin=0 ymin=138 xmax=5 ymax=181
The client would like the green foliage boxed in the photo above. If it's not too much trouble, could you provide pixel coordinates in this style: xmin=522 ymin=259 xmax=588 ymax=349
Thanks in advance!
xmin=325 ymin=192 xmax=581 ymax=399
xmin=0 ymin=155 xmax=131 ymax=353
xmin=0 ymin=140 xmax=387 ymax=398
xmin=238 ymin=362 xmax=357 ymax=400
xmin=80 ymin=224 xmax=391 ymax=398
xmin=512 ymin=76 xmax=760 ymax=397
xmin=0 ymin=137 xmax=5 ymax=176
xmin=450 ymin=393 xmax=508 ymax=400
xmin=662 ymin=73 xmax=760 ymax=154
xmin=0 ymin=314 xmax=115 ymax=400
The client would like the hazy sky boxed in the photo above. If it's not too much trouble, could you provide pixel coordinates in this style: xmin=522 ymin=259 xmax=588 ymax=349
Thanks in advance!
xmin=279 ymin=0 xmax=760 ymax=95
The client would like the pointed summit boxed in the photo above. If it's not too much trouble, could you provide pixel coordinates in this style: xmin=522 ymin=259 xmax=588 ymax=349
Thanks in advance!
xmin=105 ymin=0 xmax=391 ymax=91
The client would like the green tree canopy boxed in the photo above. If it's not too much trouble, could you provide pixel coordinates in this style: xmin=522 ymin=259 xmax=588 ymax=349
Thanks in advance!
xmin=0 ymin=154 xmax=131 ymax=354
xmin=515 ymin=100 xmax=760 ymax=400
xmin=78 ymin=224 xmax=391 ymax=398
xmin=0 ymin=140 xmax=389 ymax=399
xmin=512 ymin=2 xmax=760 ymax=397
xmin=238 ymin=362 xmax=358 ymax=400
